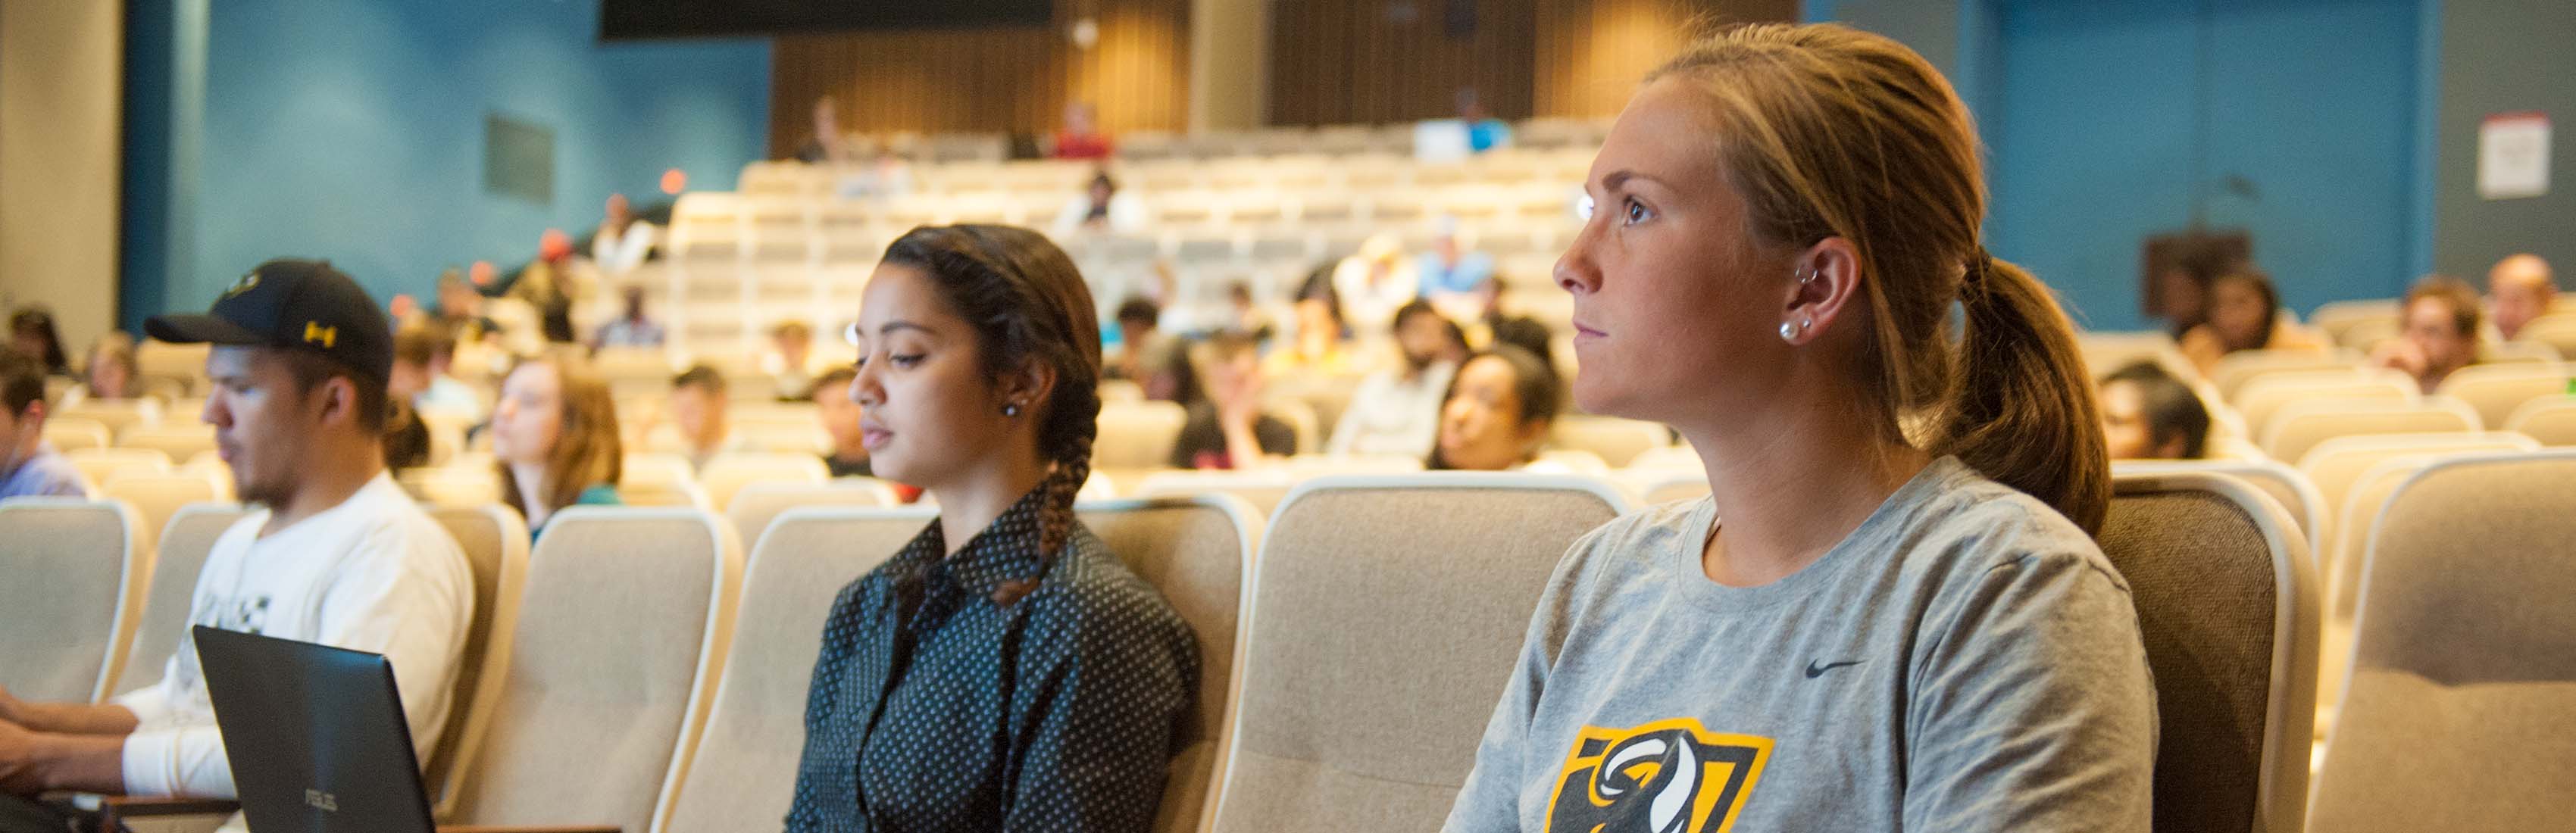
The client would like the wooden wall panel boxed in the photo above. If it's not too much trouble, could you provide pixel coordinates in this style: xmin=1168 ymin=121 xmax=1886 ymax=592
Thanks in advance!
xmin=767 ymin=0 xmax=1189 ymax=154
xmin=1267 ymin=0 xmax=1540 ymax=126
xmin=1533 ymin=0 xmax=1799 ymax=118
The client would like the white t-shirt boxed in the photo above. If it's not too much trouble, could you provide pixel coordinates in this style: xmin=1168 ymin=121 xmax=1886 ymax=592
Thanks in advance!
xmin=114 ymin=473 xmax=474 ymax=800
xmin=1327 ymin=362 xmax=1455 ymax=458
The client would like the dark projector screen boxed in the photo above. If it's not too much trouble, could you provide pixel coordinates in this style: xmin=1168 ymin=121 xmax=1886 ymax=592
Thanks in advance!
xmin=601 ymin=0 xmax=1052 ymax=39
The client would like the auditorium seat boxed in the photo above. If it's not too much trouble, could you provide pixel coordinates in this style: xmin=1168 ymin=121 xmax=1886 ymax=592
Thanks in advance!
xmin=2311 ymin=451 xmax=2576 ymax=832
xmin=117 ymin=423 xmax=218 ymax=462
xmin=109 ymin=502 xmax=250 ymax=697
xmin=1079 ymin=495 xmax=1266 ymax=833
xmin=2111 ymin=459 xmax=2330 ymax=559
xmin=59 ymin=400 xmax=159 ymax=436
xmin=653 ymin=506 xmax=925 ymax=833
xmin=2512 ymin=314 xmax=2576 ymax=359
xmin=98 ymin=470 xmax=229 ymax=555
xmin=1208 ymin=473 xmax=1629 ymax=833
xmin=2309 ymin=298 xmax=2400 ymax=348
xmin=0 ymin=498 xmax=142 ymax=703
xmin=439 ymin=507 xmax=741 ymax=833
xmin=2234 ymin=369 xmax=2414 ymax=439
xmin=2097 ymin=470 xmax=2318 ymax=833
xmin=2504 ymin=398 xmax=2576 ymax=445
xmin=1098 ymin=401 xmax=1190 ymax=471
xmin=40 ymin=416 xmax=112 ymax=452
xmin=2481 ymin=340 xmax=2562 ymax=365
xmin=419 ymin=504 xmax=533 ymax=819
xmin=2437 ymin=362 xmax=2571 ymax=428
xmin=2293 ymin=432 xmax=2537 ymax=532
xmin=721 ymin=479 xmax=903 ymax=552
xmin=1547 ymin=415 xmax=1672 ymax=468
xmin=699 ymin=451 xmax=830 ymax=510
xmin=2212 ymin=348 xmax=2353 ymax=401
xmin=66 ymin=447 xmax=171 ymax=490
xmin=1134 ymin=470 xmax=1300 ymax=518
xmin=1533 ymin=448 xmax=1612 ymax=476
xmin=2265 ymin=397 xmax=2481 ymax=465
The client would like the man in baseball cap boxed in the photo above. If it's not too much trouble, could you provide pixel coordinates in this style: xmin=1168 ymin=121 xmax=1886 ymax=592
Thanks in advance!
xmin=0 ymin=259 xmax=470 ymax=826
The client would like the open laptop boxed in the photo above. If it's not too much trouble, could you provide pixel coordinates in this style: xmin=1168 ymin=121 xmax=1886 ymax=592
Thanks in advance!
xmin=193 ymin=626 xmax=436 ymax=833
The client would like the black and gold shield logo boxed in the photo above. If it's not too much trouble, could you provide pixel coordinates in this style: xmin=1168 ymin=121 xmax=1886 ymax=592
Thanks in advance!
xmin=1544 ymin=718 xmax=1773 ymax=833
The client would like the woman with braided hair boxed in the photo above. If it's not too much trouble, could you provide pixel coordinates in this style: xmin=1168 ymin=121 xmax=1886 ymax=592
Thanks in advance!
xmin=1444 ymin=23 xmax=2152 ymax=832
xmin=786 ymin=225 xmax=1199 ymax=832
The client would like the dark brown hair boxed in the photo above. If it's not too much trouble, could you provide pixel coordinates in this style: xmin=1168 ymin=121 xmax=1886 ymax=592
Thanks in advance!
xmin=2211 ymin=264 xmax=2283 ymax=351
xmin=881 ymin=225 xmax=1102 ymax=605
xmin=1652 ymin=23 xmax=2110 ymax=532
xmin=1426 ymin=345 xmax=1562 ymax=471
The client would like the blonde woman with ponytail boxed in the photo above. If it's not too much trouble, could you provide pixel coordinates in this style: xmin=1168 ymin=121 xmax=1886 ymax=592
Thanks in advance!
xmin=787 ymin=225 xmax=1198 ymax=832
xmin=1446 ymin=23 xmax=2154 ymax=832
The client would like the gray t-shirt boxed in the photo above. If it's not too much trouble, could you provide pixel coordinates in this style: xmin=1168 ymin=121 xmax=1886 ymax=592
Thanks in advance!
xmin=1443 ymin=457 xmax=2156 ymax=832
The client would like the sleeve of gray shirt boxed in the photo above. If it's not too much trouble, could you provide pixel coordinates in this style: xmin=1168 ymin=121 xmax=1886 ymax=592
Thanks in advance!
xmin=1902 ymin=550 xmax=2159 ymax=832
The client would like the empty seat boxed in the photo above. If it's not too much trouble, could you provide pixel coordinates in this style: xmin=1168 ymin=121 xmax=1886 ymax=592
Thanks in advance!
xmin=2310 ymin=299 xmax=2400 ymax=348
xmin=2097 ymin=470 xmax=2318 ymax=833
xmin=419 ymin=504 xmax=533 ymax=818
xmin=2512 ymin=314 xmax=2576 ymax=359
xmin=2437 ymin=362 xmax=2570 ymax=428
xmin=0 ymin=499 xmax=142 ymax=702
xmin=721 ymin=479 xmax=903 ymax=552
xmin=117 ymin=423 xmax=219 ymax=461
xmin=1134 ymin=470 xmax=1302 ymax=518
xmin=41 ymin=416 xmax=113 ymax=452
xmin=1208 ymin=474 xmax=1629 ymax=832
xmin=440 ymin=507 xmax=742 ymax=833
xmin=98 ymin=471 xmax=228 ymax=555
xmin=2265 ymin=398 xmax=2481 ymax=465
xmin=58 ymin=400 xmax=161 ymax=436
xmin=2212 ymin=349 xmax=2353 ymax=402
xmin=2311 ymin=451 xmax=2576 ymax=831
xmin=2234 ymin=369 xmax=2414 ymax=439
xmin=1548 ymin=416 xmax=1671 ymax=468
xmin=2295 ymin=432 xmax=2540 ymax=546
xmin=699 ymin=451 xmax=830 ymax=510
xmin=67 ymin=448 xmax=171 ymax=489
xmin=1099 ymin=401 xmax=1190 ymax=471
xmin=2504 ymin=397 xmax=2576 ymax=445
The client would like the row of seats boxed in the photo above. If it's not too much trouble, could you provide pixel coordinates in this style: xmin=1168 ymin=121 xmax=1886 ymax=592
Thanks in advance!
xmin=757 ymin=117 xmax=1613 ymax=173
xmin=20 ymin=454 xmax=2571 ymax=831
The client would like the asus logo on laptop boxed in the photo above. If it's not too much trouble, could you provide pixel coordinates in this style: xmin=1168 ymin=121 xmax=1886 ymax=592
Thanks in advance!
xmin=305 ymin=789 xmax=339 ymax=813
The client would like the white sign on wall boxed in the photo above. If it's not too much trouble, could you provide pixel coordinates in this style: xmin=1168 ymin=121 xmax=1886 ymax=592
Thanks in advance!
xmin=2478 ymin=111 xmax=2552 ymax=200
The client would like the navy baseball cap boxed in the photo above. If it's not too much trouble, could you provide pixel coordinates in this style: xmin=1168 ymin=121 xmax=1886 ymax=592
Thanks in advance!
xmin=145 ymin=258 xmax=395 ymax=382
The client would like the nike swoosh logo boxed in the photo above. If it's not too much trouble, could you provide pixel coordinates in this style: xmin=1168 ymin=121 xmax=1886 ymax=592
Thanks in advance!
xmin=1805 ymin=660 xmax=1863 ymax=679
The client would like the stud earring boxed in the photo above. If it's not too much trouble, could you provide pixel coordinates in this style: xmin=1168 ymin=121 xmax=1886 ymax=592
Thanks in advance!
xmin=1779 ymin=320 xmax=1802 ymax=342
xmin=1003 ymin=403 xmax=1022 ymax=417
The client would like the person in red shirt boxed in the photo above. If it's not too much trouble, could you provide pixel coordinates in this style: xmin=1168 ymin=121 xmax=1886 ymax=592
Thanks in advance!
xmin=1051 ymin=101 xmax=1114 ymax=160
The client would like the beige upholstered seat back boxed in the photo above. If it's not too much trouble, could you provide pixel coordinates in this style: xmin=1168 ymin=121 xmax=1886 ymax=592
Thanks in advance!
xmin=2505 ymin=398 xmax=2576 ymax=445
xmin=2263 ymin=397 xmax=2481 ymax=464
xmin=699 ymin=451 xmax=830 ymax=511
xmin=2097 ymin=471 xmax=2318 ymax=833
xmin=1096 ymin=401 xmax=1189 ymax=470
xmin=99 ymin=472 xmax=227 ymax=555
xmin=2312 ymin=451 xmax=2576 ymax=832
xmin=111 ymin=502 xmax=251 ymax=697
xmin=2295 ymin=432 xmax=2538 ymax=533
xmin=2234 ymin=369 xmax=2412 ymax=440
xmin=117 ymin=423 xmax=218 ymax=461
xmin=658 ymin=506 xmax=928 ymax=833
xmin=1079 ymin=496 xmax=1263 ymax=833
xmin=420 ymin=504 xmax=533 ymax=819
xmin=1546 ymin=416 xmax=1671 ymax=468
xmin=445 ymin=507 xmax=741 ymax=833
xmin=0 ymin=499 xmax=141 ymax=702
xmin=722 ymin=479 xmax=902 ymax=553
xmin=2112 ymin=459 xmax=2327 ymax=560
xmin=1208 ymin=474 xmax=1627 ymax=833
xmin=1134 ymin=470 xmax=1300 ymax=519
xmin=2435 ymin=363 xmax=2569 ymax=428
xmin=2212 ymin=348 xmax=2349 ymax=401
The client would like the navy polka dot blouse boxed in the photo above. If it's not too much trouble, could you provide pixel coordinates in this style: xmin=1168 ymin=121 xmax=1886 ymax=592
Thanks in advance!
xmin=786 ymin=487 xmax=1201 ymax=832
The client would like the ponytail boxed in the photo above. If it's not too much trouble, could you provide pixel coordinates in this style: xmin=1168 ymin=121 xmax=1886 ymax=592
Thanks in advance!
xmin=1934 ymin=253 xmax=2109 ymax=532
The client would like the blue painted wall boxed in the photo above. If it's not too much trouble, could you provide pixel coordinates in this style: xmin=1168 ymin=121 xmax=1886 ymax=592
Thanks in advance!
xmin=1808 ymin=0 xmax=2428 ymax=332
xmin=124 ymin=0 xmax=772 ymax=329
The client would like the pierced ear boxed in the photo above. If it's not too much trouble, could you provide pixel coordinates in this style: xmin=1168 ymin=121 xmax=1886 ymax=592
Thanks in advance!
xmin=1782 ymin=237 xmax=1865 ymax=343
xmin=1000 ymin=359 xmax=1059 ymax=415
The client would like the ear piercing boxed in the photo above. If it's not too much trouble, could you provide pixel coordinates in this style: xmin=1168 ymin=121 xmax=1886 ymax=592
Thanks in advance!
xmin=1780 ymin=317 xmax=1813 ymax=343
xmin=1003 ymin=403 xmax=1022 ymax=417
